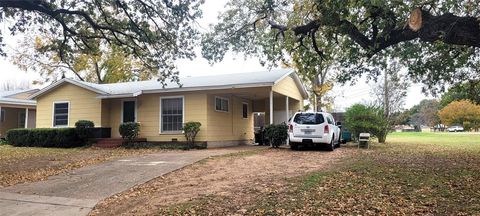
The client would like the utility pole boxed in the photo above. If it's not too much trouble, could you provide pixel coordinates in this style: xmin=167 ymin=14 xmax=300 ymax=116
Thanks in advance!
xmin=383 ymin=69 xmax=389 ymax=118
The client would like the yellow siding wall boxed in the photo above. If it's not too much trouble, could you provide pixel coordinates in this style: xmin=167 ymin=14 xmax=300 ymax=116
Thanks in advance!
xmin=206 ymin=94 xmax=253 ymax=142
xmin=108 ymin=93 xmax=208 ymax=142
xmin=272 ymin=75 xmax=304 ymax=101
xmin=36 ymin=83 xmax=102 ymax=127
xmin=32 ymin=75 xmax=304 ymax=146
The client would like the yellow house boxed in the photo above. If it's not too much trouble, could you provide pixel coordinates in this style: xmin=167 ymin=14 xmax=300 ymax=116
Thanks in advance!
xmin=29 ymin=70 xmax=308 ymax=147
xmin=0 ymin=89 xmax=38 ymax=138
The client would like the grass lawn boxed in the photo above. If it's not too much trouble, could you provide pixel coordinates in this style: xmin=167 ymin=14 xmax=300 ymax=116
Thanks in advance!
xmin=247 ymin=132 xmax=480 ymax=215
xmin=91 ymin=132 xmax=480 ymax=215
xmin=0 ymin=145 xmax=163 ymax=187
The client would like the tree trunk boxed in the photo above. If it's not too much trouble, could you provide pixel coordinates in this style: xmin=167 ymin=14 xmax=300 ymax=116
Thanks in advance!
xmin=378 ymin=132 xmax=387 ymax=143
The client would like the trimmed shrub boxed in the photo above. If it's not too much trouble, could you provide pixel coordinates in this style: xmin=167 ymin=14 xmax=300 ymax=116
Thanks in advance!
xmin=75 ymin=120 xmax=95 ymax=143
xmin=6 ymin=128 xmax=83 ymax=148
xmin=265 ymin=123 xmax=288 ymax=148
xmin=119 ymin=122 xmax=140 ymax=141
xmin=0 ymin=139 xmax=8 ymax=145
xmin=182 ymin=121 xmax=201 ymax=147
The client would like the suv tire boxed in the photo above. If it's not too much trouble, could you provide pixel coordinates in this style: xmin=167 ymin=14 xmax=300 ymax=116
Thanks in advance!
xmin=327 ymin=136 xmax=335 ymax=151
xmin=290 ymin=142 xmax=299 ymax=150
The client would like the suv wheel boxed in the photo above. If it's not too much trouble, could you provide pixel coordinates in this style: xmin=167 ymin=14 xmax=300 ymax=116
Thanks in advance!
xmin=290 ymin=142 xmax=299 ymax=150
xmin=327 ymin=136 xmax=335 ymax=151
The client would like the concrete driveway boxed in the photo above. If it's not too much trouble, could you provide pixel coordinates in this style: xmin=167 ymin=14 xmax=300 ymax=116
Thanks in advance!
xmin=0 ymin=146 xmax=264 ymax=216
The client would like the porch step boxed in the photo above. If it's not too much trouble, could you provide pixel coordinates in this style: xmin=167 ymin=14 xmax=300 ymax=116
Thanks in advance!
xmin=93 ymin=138 xmax=147 ymax=148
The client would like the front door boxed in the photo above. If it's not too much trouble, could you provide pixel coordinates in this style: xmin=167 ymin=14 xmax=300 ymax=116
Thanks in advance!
xmin=122 ymin=100 xmax=136 ymax=122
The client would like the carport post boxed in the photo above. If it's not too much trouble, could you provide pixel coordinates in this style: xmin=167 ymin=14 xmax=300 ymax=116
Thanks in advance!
xmin=25 ymin=108 xmax=29 ymax=128
xmin=285 ymin=96 xmax=289 ymax=123
xmin=285 ymin=96 xmax=289 ymax=145
xmin=269 ymin=90 xmax=273 ymax=125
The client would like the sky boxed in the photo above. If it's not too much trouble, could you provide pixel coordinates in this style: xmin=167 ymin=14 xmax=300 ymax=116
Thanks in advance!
xmin=0 ymin=1 xmax=434 ymax=111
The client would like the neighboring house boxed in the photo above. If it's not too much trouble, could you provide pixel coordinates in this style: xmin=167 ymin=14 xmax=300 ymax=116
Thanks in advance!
xmin=29 ymin=70 xmax=308 ymax=147
xmin=0 ymin=89 xmax=38 ymax=138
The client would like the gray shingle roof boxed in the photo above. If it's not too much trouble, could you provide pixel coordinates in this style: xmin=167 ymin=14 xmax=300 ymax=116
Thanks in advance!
xmin=0 ymin=89 xmax=37 ymax=106
xmin=0 ymin=89 xmax=28 ymax=97
xmin=30 ymin=69 xmax=307 ymax=99
xmin=76 ymin=69 xmax=293 ymax=95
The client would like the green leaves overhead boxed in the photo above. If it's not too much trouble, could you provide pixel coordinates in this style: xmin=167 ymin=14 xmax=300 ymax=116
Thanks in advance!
xmin=1 ymin=0 xmax=204 ymax=84
xmin=202 ymin=0 xmax=480 ymax=94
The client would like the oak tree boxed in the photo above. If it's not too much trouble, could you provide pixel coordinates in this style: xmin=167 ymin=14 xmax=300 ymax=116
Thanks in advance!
xmin=0 ymin=0 xmax=203 ymax=84
xmin=438 ymin=100 xmax=480 ymax=131
xmin=12 ymin=34 xmax=155 ymax=84
xmin=202 ymin=0 xmax=480 ymax=93
xmin=440 ymin=80 xmax=480 ymax=107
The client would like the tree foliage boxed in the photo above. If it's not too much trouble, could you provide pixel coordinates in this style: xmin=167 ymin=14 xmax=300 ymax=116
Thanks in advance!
xmin=12 ymin=34 xmax=155 ymax=84
xmin=440 ymin=80 xmax=480 ymax=107
xmin=344 ymin=104 xmax=388 ymax=143
xmin=409 ymin=99 xmax=441 ymax=127
xmin=438 ymin=100 xmax=480 ymax=131
xmin=0 ymin=0 xmax=203 ymax=84
xmin=202 ymin=0 xmax=480 ymax=93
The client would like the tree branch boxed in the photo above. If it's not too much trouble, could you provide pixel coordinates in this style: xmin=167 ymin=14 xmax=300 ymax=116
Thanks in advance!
xmin=265 ymin=7 xmax=480 ymax=58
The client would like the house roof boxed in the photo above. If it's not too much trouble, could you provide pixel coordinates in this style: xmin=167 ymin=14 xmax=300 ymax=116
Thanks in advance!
xmin=29 ymin=69 xmax=308 ymax=99
xmin=0 ymin=89 xmax=38 ymax=106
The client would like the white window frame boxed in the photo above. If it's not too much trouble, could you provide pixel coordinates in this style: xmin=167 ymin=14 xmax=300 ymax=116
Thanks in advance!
xmin=121 ymin=98 xmax=138 ymax=123
xmin=242 ymin=102 xmax=248 ymax=119
xmin=214 ymin=96 xmax=229 ymax=112
xmin=52 ymin=101 xmax=70 ymax=127
xmin=0 ymin=109 xmax=5 ymax=123
xmin=159 ymin=96 xmax=184 ymax=134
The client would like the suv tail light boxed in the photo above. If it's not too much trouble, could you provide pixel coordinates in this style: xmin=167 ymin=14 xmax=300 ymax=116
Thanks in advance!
xmin=288 ymin=124 xmax=293 ymax=132
xmin=324 ymin=125 xmax=329 ymax=134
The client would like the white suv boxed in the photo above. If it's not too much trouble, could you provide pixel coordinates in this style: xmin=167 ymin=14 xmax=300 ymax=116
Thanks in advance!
xmin=288 ymin=112 xmax=342 ymax=151
xmin=447 ymin=125 xmax=464 ymax=132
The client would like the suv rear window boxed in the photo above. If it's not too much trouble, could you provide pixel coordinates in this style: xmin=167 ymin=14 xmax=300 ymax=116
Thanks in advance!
xmin=293 ymin=113 xmax=325 ymax=125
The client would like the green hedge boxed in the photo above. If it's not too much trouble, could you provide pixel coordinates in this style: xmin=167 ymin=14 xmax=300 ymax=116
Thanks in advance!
xmin=6 ymin=128 xmax=84 ymax=148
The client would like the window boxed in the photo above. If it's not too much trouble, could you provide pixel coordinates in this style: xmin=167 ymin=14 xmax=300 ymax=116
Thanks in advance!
xmin=122 ymin=100 xmax=136 ymax=123
xmin=242 ymin=103 xmax=248 ymax=119
xmin=0 ymin=110 xmax=5 ymax=123
xmin=53 ymin=102 xmax=69 ymax=127
xmin=293 ymin=113 xmax=325 ymax=125
xmin=18 ymin=112 xmax=26 ymax=128
xmin=161 ymin=97 xmax=183 ymax=132
xmin=215 ymin=97 xmax=229 ymax=112
xmin=326 ymin=116 xmax=334 ymax=124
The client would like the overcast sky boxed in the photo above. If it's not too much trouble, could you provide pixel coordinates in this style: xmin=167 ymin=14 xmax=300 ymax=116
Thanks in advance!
xmin=0 ymin=0 xmax=434 ymax=111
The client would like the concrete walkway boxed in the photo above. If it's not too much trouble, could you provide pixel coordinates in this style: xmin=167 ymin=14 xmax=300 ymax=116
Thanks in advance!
xmin=0 ymin=146 xmax=264 ymax=216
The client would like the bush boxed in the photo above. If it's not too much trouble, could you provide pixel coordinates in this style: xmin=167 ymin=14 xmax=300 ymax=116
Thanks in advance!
xmin=119 ymin=122 xmax=140 ymax=141
xmin=75 ymin=120 xmax=95 ymax=143
xmin=265 ymin=123 xmax=288 ymax=148
xmin=182 ymin=121 xmax=201 ymax=147
xmin=6 ymin=128 xmax=83 ymax=148
xmin=0 ymin=139 xmax=8 ymax=145
xmin=344 ymin=104 xmax=388 ymax=142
